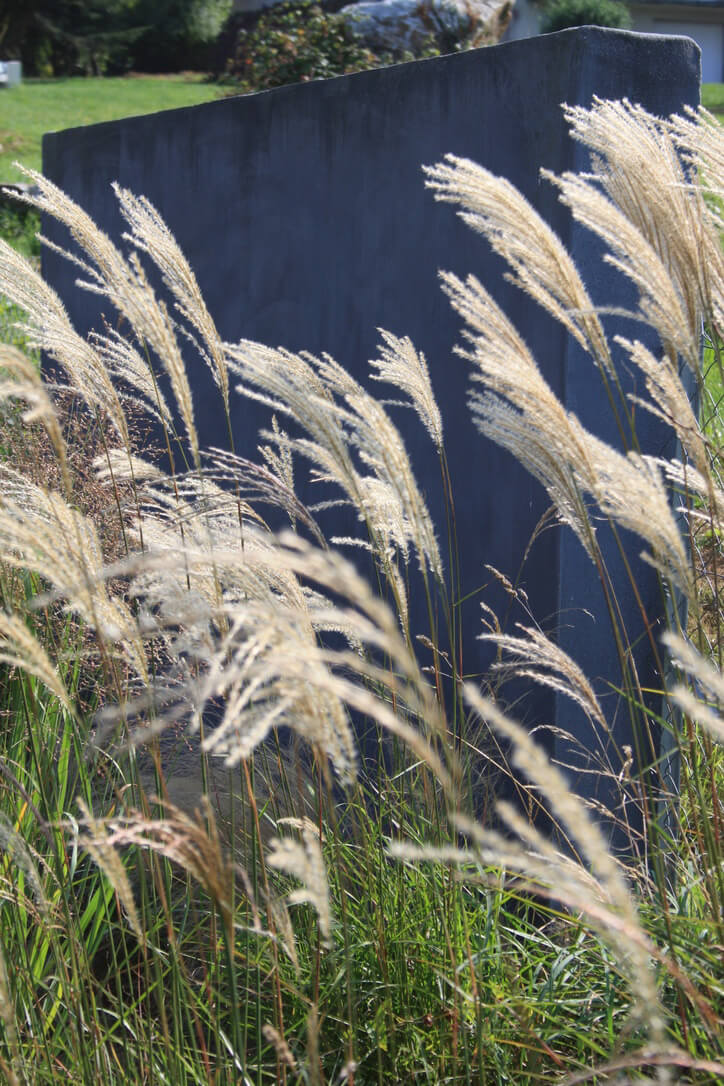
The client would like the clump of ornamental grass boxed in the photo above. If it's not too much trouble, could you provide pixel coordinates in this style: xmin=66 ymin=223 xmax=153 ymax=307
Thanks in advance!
xmin=0 ymin=97 xmax=721 ymax=1083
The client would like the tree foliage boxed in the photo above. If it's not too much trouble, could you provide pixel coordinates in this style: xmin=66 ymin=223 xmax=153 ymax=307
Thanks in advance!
xmin=540 ymin=0 xmax=632 ymax=34
xmin=0 ymin=0 xmax=233 ymax=76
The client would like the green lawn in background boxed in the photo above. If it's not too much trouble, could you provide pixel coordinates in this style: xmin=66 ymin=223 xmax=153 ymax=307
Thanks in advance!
xmin=702 ymin=82 xmax=724 ymax=120
xmin=0 ymin=75 xmax=220 ymax=184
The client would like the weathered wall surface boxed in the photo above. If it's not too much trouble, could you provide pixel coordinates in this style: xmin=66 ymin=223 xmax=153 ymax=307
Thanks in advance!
xmin=42 ymin=28 xmax=700 ymax=830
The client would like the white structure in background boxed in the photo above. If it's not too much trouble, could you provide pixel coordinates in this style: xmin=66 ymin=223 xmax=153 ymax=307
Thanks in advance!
xmin=0 ymin=60 xmax=22 ymax=88
xmin=504 ymin=1 xmax=724 ymax=83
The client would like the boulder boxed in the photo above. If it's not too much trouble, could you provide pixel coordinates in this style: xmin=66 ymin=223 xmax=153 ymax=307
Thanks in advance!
xmin=339 ymin=0 xmax=513 ymax=55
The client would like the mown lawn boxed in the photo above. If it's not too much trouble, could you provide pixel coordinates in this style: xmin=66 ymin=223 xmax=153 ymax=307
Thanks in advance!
xmin=702 ymin=81 xmax=724 ymax=120
xmin=0 ymin=75 xmax=221 ymax=183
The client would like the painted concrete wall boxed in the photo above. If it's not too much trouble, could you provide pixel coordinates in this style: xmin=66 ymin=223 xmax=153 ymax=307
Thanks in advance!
xmin=42 ymin=28 xmax=699 ymax=837
xmin=633 ymin=16 xmax=723 ymax=80
xmin=504 ymin=0 xmax=723 ymax=82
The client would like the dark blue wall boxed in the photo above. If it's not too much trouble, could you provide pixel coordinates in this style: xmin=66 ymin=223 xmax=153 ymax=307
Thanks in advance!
xmin=42 ymin=28 xmax=700 ymax=836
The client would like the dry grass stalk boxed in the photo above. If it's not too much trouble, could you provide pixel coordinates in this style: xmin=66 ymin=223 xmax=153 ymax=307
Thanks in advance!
xmin=564 ymin=98 xmax=722 ymax=345
xmin=424 ymin=153 xmax=614 ymax=376
xmin=114 ymin=184 xmax=230 ymax=414
xmin=267 ymin=817 xmax=332 ymax=945
xmin=11 ymin=165 xmax=201 ymax=466
xmin=0 ymin=345 xmax=70 ymax=496
xmin=0 ymin=610 xmax=72 ymax=712
xmin=226 ymin=341 xmax=442 ymax=581
xmin=481 ymin=622 xmax=608 ymax=732
xmin=369 ymin=329 xmax=444 ymax=451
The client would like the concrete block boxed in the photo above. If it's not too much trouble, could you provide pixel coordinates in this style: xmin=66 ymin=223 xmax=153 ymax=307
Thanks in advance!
xmin=41 ymin=28 xmax=700 ymax=842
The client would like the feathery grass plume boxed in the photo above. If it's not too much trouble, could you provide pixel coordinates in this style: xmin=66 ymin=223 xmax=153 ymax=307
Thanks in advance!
xmin=82 ymin=796 xmax=237 ymax=935
xmin=100 ymin=516 xmax=358 ymax=779
xmin=0 ymin=345 xmax=71 ymax=497
xmin=443 ymin=269 xmax=691 ymax=587
xmin=92 ymin=448 xmax=162 ymax=486
xmin=583 ymin=438 xmax=691 ymax=591
xmin=0 ymin=611 xmax=72 ymax=712
xmin=424 ymin=154 xmax=614 ymax=377
xmin=258 ymin=414 xmax=299 ymax=521
xmin=9 ymin=166 xmax=201 ymax=466
xmin=133 ymin=529 xmax=451 ymax=789
xmin=545 ymin=168 xmax=702 ymax=370
xmin=672 ymin=106 xmax=724 ymax=197
xmin=267 ymin=818 xmax=332 ymax=945
xmin=369 ymin=329 xmax=444 ymax=450
xmin=264 ymin=533 xmax=445 ymax=720
xmin=249 ymin=533 xmax=453 ymax=785
xmin=123 ymin=254 xmax=201 ymax=467
xmin=481 ymin=623 xmax=608 ymax=732
xmin=190 ymin=596 xmax=358 ymax=782
xmin=90 ymin=328 xmax=174 ymax=431
xmin=615 ymin=336 xmax=707 ymax=473
xmin=461 ymin=687 xmax=668 ymax=1047
xmin=0 ymin=467 xmax=147 ymax=678
xmin=123 ymin=476 xmax=279 ymax=630
xmin=75 ymin=800 xmax=142 ymax=946
xmin=441 ymin=269 xmax=596 ymax=551
xmin=0 ymin=239 xmax=131 ymax=449
xmin=113 ymin=183 xmax=230 ymax=413
xmin=203 ymin=445 xmax=325 ymax=544
xmin=563 ymin=99 xmax=722 ymax=342
xmin=662 ymin=631 xmax=724 ymax=745
xmin=660 ymin=458 xmax=724 ymax=522
xmin=227 ymin=341 xmax=442 ymax=581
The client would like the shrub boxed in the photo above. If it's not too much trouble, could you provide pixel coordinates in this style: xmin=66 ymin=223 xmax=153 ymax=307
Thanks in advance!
xmin=541 ymin=0 xmax=632 ymax=34
xmin=219 ymin=1 xmax=439 ymax=93
xmin=0 ymin=101 xmax=722 ymax=1082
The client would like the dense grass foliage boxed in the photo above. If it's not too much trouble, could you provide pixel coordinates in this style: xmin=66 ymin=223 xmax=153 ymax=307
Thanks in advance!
xmin=0 ymin=99 xmax=722 ymax=1085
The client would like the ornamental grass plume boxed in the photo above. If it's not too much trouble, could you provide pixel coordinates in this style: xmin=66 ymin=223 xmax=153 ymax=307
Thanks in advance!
xmin=0 ymin=466 xmax=147 ymax=678
xmin=7 ymin=166 xmax=201 ymax=467
xmin=424 ymin=152 xmax=615 ymax=377
xmin=0 ymin=98 xmax=722 ymax=1084
xmin=0 ymin=238 xmax=131 ymax=450
xmin=438 ymin=266 xmax=691 ymax=589
xmin=113 ymin=183 xmax=230 ymax=416
xmin=226 ymin=340 xmax=443 ymax=584
xmin=564 ymin=98 xmax=722 ymax=342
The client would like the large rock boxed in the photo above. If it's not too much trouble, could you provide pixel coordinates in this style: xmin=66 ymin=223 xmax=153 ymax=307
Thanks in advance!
xmin=339 ymin=0 xmax=512 ymax=54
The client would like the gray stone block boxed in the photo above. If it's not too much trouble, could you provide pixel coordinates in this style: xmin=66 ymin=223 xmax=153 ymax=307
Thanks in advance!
xmin=41 ymin=28 xmax=700 ymax=842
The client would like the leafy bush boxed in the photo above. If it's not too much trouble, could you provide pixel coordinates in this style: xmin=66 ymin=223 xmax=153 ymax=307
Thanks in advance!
xmin=0 ymin=102 xmax=722 ymax=1083
xmin=133 ymin=0 xmax=235 ymax=73
xmin=220 ymin=1 xmax=440 ymax=93
xmin=541 ymin=0 xmax=632 ymax=34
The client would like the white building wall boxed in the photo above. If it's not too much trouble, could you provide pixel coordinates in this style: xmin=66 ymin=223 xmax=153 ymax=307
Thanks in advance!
xmin=503 ymin=2 xmax=724 ymax=84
